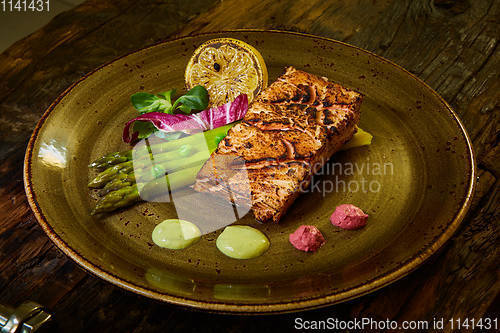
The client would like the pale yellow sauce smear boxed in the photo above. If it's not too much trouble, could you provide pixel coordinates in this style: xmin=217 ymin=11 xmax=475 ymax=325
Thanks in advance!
xmin=216 ymin=226 xmax=270 ymax=259
xmin=152 ymin=219 xmax=201 ymax=250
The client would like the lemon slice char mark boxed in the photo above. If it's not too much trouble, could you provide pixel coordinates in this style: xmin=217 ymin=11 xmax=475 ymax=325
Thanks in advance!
xmin=185 ymin=38 xmax=268 ymax=107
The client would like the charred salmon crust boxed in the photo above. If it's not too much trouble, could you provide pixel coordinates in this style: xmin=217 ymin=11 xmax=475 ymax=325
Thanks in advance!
xmin=194 ymin=66 xmax=363 ymax=223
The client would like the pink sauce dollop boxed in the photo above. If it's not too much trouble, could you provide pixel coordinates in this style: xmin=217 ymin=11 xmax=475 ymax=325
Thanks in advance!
xmin=330 ymin=204 xmax=368 ymax=230
xmin=289 ymin=225 xmax=326 ymax=252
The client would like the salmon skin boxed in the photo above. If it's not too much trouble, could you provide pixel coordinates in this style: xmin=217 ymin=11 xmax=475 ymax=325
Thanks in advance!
xmin=193 ymin=67 xmax=363 ymax=223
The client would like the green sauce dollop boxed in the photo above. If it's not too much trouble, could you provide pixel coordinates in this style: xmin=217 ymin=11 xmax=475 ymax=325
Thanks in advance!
xmin=152 ymin=219 xmax=201 ymax=250
xmin=216 ymin=226 xmax=270 ymax=259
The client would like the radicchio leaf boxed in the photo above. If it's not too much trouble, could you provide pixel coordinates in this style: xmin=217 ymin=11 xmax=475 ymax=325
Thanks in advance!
xmin=123 ymin=94 xmax=248 ymax=143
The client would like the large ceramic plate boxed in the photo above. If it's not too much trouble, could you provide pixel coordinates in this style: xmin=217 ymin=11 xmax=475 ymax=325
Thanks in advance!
xmin=24 ymin=30 xmax=475 ymax=314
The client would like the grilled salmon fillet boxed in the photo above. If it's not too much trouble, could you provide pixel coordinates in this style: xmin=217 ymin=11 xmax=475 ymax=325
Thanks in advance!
xmin=193 ymin=66 xmax=363 ymax=223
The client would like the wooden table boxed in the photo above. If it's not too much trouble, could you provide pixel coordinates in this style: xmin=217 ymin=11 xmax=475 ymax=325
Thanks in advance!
xmin=0 ymin=0 xmax=498 ymax=331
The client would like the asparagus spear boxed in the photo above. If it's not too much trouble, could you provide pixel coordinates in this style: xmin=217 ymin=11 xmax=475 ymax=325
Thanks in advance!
xmin=88 ymin=161 xmax=134 ymax=188
xmin=98 ymin=173 xmax=136 ymax=196
xmin=91 ymin=184 xmax=139 ymax=215
xmin=91 ymin=163 xmax=204 ymax=215
xmin=133 ymin=150 xmax=210 ymax=172
xmin=88 ymin=123 xmax=234 ymax=169
xmin=88 ymin=150 xmax=133 ymax=170
xmin=135 ymin=123 xmax=232 ymax=156
xmin=139 ymin=163 xmax=204 ymax=201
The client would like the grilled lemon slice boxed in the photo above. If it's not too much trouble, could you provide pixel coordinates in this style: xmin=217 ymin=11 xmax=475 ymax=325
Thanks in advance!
xmin=185 ymin=38 xmax=268 ymax=107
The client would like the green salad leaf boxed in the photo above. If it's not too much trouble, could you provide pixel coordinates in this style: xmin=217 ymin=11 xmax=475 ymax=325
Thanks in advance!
xmin=131 ymin=92 xmax=172 ymax=114
xmin=171 ymin=85 xmax=210 ymax=114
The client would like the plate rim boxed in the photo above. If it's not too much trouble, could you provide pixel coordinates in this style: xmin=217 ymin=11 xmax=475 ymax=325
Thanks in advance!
xmin=23 ymin=29 xmax=476 ymax=314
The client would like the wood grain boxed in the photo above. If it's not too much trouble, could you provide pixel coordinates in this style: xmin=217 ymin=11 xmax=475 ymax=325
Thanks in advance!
xmin=0 ymin=0 xmax=498 ymax=331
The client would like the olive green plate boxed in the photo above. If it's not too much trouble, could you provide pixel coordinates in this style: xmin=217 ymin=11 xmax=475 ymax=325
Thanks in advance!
xmin=24 ymin=30 xmax=475 ymax=314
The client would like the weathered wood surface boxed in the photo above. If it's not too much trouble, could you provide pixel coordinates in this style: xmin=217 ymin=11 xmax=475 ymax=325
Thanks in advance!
xmin=0 ymin=0 xmax=498 ymax=331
